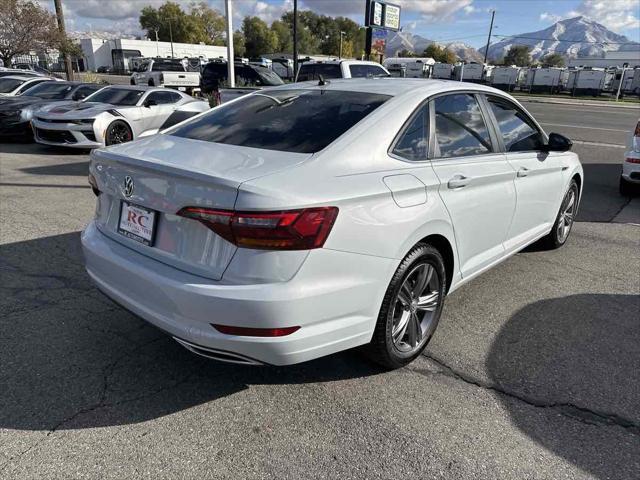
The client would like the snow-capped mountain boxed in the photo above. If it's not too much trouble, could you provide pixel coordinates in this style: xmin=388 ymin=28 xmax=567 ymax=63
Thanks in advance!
xmin=482 ymin=16 xmax=639 ymax=61
xmin=385 ymin=31 xmax=482 ymax=62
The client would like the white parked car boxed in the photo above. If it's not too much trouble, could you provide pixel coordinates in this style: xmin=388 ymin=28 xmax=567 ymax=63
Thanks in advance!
xmin=0 ymin=75 xmax=59 ymax=97
xmin=82 ymin=79 xmax=583 ymax=368
xmin=296 ymin=60 xmax=389 ymax=82
xmin=32 ymin=85 xmax=209 ymax=148
xmin=620 ymin=119 xmax=640 ymax=196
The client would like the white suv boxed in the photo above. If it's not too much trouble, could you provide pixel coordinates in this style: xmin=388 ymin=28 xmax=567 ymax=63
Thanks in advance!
xmin=296 ymin=60 xmax=389 ymax=82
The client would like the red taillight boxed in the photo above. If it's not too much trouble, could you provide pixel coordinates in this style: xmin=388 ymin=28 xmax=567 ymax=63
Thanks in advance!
xmin=625 ymin=157 xmax=640 ymax=164
xmin=212 ymin=324 xmax=300 ymax=337
xmin=177 ymin=206 xmax=338 ymax=250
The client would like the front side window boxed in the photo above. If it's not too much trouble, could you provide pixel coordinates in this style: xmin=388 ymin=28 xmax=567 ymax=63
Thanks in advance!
xmin=0 ymin=78 xmax=24 ymax=93
xmin=170 ymin=89 xmax=390 ymax=153
xmin=433 ymin=93 xmax=492 ymax=158
xmin=72 ymin=85 xmax=101 ymax=100
xmin=16 ymin=80 xmax=46 ymax=94
xmin=392 ymin=107 xmax=427 ymax=161
xmin=487 ymin=96 xmax=544 ymax=152
xmin=19 ymin=81 xmax=71 ymax=99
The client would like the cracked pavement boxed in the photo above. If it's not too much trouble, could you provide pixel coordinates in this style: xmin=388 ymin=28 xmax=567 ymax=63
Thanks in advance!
xmin=1 ymin=104 xmax=639 ymax=480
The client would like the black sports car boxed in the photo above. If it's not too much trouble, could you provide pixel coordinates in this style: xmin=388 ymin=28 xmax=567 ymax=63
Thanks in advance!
xmin=0 ymin=81 xmax=102 ymax=138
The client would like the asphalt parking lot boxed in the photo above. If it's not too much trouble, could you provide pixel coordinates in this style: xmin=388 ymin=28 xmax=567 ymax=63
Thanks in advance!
xmin=1 ymin=101 xmax=639 ymax=479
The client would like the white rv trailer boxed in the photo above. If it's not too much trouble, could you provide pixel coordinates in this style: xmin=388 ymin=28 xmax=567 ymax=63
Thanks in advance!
xmin=523 ymin=67 xmax=563 ymax=93
xmin=612 ymin=67 xmax=640 ymax=96
xmin=382 ymin=57 xmax=434 ymax=78
xmin=432 ymin=62 xmax=454 ymax=79
xmin=453 ymin=62 xmax=483 ymax=82
xmin=567 ymin=68 xmax=606 ymax=96
xmin=490 ymin=66 xmax=520 ymax=91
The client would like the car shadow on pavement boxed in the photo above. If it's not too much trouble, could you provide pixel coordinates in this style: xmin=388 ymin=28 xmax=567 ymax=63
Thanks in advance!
xmin=0 ymin=232 xmax=387 ymax=433
xmin=0 ymin=141 xmax=88 ymax=156
xmin=486 ymin=293 xmax=640 ymax=480
xmin=578 ymin=163 xmax=631 ymax=222
xmin=19 ymin=161 xmax=89 ymax=177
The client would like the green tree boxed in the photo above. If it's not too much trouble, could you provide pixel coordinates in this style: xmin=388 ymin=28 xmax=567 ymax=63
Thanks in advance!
xmin=242 ymin=16 xmax=277 ymax=57
xmin=271 ymin=19 xmax=292 ymax=52
xmin=504 ymin=45 xmax=532 ymax=67
xmin=0 ymin=0 xmax=58 ymax=67
xmin=233 ymin=31 xmax=246 ymax=57
xmin=189 ymin=1 xmax=225 ymax=46
xmin=541 ymin=53 xmax=565 ymax=67
xmin=140 ymin=1 xmax=204 ymax=45
xmin=423 ymin=44 xmax=457 ymax=63
xmin=397 ymin=49 xmax=415 ymax=58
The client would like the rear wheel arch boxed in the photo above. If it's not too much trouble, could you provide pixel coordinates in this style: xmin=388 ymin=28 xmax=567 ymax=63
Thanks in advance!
xmin=414 ymin=234 xmax=455 ymax=294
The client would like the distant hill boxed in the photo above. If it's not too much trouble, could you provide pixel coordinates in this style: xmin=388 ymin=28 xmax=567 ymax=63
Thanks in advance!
xmin=385 ymin=31 xmax=482 ymax=62
xmin=481 ymin=16 xmax=639 ymax=61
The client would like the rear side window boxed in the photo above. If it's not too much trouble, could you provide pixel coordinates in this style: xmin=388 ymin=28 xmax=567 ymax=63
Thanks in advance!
xmin=349 ymin=64 xmax=388 ymax=78
xmin=487 ymin=97 xmax=544 ymax=152
xmin=170 ymin=89 xmax=390 ymax=153
xmin=297 ymin=64 xmax=341 ymax=81
xmin=146 ymin=91 xmax=180 ymax=105
xmin=433 ymin=94 xmax=492 ymax=158
xmin=392 ymin=107 xmax=428 ymax=161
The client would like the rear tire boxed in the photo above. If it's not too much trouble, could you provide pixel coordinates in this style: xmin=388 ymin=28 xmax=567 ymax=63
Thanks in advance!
xmin=540 ymin=180 xmax=579 ymax=249
xmin=105 ymin=120 xmax=133 ymax=146
xmin=365 ymin=244 xmax=446 ymax=369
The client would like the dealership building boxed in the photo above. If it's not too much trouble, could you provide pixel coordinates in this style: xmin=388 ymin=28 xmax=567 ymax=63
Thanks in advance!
xmin=80 ymin=38 xmax=227 ymax=72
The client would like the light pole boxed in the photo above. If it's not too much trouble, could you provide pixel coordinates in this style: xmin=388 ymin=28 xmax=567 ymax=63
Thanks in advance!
xmin=483 ymin=9 xmax=495 ymax=64
xmin=616 ymin=63 xmax=629 ymax=101
xmin=225 ymin=0 xmax=235 ymax=88
xmin=293 ymin=0 xmax=298 ymax=79
xmin=339 ymin=31 xmax=346 ymax=59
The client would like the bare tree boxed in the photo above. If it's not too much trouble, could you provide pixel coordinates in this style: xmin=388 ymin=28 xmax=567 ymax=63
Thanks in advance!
xmin=0 ymin=0 xmax=58 ymax=67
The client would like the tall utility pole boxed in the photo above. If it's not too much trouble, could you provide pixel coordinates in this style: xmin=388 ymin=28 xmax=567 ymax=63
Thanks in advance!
xmin=293 ymin=0 xmax=298 ymax=79
xmin=339 ymin=31 xmax=346 ymax=59
xmin=53 ymin=0 xmax=73 ymax=80
xmin=225 ymin=0 xmax=235 ymax=88
xmin=168 ymin=18 xmax=174 ymax=58
xmin=483 ymin=9 xmax=495 ymax=64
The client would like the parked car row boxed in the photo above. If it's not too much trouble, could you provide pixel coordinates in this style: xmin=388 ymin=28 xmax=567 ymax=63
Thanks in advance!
xmin=0 ymin=80 xmax=210 ymax=148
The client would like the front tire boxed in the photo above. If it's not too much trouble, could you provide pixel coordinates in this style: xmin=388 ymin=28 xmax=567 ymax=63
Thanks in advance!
xmin=541 ymin=180 xmax=578 ymax=249
xmin=105 ymin=120 xmax=133 ymax=146
xmin=366 ymin=244 xmax=446 ymax=369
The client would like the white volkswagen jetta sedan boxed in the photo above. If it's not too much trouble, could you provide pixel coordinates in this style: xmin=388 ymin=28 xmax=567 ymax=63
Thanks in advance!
xmin=82 ymin=78 xmax=583 ymax=368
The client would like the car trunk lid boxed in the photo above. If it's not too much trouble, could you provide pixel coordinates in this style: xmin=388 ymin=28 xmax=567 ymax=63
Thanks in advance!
xmin=90 ymin=135 xmax=311 ymax=280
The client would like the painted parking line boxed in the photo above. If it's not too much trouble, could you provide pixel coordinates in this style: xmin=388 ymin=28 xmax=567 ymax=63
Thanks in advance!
xmin=570 ymin=140 xmax=626 ymax=148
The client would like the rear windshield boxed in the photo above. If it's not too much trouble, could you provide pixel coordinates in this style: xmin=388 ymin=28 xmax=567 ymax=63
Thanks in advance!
xmin=20 ymin=81 xmax=73 ymax=99
xmin=170 ymin=89 xmax=390 ymax=153
xmin=84 ymin=87 xmax=145 ymax=106
xmin=0 ymin=78 xmax=25 ymax=93
xmin=297 ymin=64 xmax=342 ymax=81
xmin=152 ymin=61 xmax=185 ymax=72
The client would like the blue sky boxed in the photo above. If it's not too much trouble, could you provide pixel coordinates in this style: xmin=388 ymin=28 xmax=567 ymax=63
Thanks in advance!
xmin=49 ymin=0 xmax=640 ymax=47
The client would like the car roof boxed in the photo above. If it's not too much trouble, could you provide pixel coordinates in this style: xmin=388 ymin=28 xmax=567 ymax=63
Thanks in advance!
xmin=101 ymin=84 xmax=151 ymax=92
xmin=302 ymin=60 xmax=385 ymax=66
xmin=275 ymin=77 xmax=508 ymax=98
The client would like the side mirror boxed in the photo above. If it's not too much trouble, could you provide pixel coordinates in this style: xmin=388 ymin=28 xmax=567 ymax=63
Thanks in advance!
xmin=542 ymin=132 xmax=573 ymax=152
xmin=144 ymin=99 xmax=157 ymax=108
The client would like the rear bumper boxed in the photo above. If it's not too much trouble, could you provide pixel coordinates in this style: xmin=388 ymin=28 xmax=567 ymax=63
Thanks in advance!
xmin=622 ymin=153 xmax=640 ymax=183
xmin=81 ymin=221 xmax=395 ymax=365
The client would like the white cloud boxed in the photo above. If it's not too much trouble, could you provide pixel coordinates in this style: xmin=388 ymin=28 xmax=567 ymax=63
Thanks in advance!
xmin=541 ymin=1 xmax=640 ymax=31
xmin=464 ymin=5 xmax=476 ymax=15
xmin=397 ymin=0 xmax=474 ymax=21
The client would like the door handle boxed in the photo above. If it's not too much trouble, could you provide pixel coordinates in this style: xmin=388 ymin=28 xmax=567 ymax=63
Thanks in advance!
xmin=517 ymin=167 xmax=529 ymax=178
xmin=447 ymin=175 xmax=471 ymax=189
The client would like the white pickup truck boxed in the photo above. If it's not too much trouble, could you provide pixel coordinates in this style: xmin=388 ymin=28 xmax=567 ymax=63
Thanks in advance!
xmin=130 ymin=58 xmax=200 ymax=95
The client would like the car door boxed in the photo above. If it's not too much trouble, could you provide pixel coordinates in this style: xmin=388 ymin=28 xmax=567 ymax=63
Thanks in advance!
xmin=428 ymin=92 xmax=517 ymax=278
xmin=139 ymin=91 xmax=181 ymax=132
xmin=483 ymin=95 xmax=564 ymax=251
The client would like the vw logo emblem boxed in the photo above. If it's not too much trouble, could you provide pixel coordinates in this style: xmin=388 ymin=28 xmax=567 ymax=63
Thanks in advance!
xmin=123 ymin=175 xmax=134 ymax=197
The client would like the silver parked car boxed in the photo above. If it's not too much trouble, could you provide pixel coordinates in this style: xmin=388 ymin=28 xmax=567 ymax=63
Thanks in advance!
xmin=31 ymin=85 xmax=210 ymax=148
